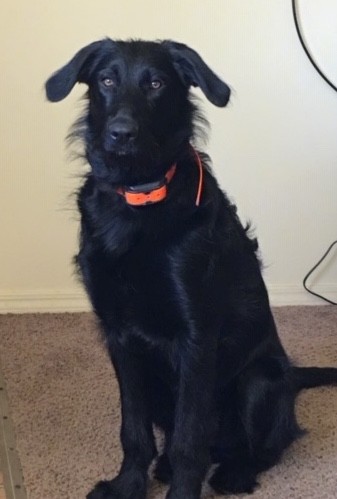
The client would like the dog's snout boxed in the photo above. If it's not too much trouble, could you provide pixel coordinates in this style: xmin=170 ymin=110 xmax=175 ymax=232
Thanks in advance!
xmin=109 ymin=118 xmax=138 ymax=145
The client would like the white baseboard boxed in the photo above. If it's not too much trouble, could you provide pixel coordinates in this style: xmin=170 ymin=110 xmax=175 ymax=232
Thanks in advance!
xmin=267 ymin=283 xmax=337 ymax=306
xmin=0 ymin=289 xmax=91 ymax=314
xmin=0 ymin=284 xmax=336 ymax=314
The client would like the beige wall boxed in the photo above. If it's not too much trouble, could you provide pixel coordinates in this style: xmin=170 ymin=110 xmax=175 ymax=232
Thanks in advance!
xmin=1 ymin=0 xmax=336 ymax=312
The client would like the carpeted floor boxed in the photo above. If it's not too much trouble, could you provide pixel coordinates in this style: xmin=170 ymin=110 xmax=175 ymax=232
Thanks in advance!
xmin=0 ymin=306 xmax=336 ymax=499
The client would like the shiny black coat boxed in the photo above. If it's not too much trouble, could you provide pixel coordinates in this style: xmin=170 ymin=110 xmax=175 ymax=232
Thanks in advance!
xmin=46 ymin=39 xmax=337 ymax=499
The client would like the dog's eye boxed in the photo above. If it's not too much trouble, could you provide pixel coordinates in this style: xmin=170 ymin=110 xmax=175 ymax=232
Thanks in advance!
xmin=102 ymin=78 xmax=115 ymax=88
xmin=150 ymin=80 xmax=162 ymax=90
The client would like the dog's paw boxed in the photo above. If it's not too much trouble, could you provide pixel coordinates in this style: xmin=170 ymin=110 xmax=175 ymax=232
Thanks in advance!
xmin=86 ymin=480 xmax=116 ymax=499
xmin=153 ymin=453 xmax=172 ymax=484
xmin=86 ymin=478 xmax=146 ymax=499
xmin=209 ymin=463 xmax=259 ymax=495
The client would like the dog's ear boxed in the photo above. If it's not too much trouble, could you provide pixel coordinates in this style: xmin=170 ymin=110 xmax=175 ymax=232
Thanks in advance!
xmin=45 ymin=41 xmax=105 ymax=102
xmin=162 ymin=41 xmax=230 ymax=107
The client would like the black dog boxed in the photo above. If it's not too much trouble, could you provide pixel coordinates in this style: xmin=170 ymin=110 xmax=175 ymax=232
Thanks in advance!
xmin=46 ymin=39 xmax=337 ymax=499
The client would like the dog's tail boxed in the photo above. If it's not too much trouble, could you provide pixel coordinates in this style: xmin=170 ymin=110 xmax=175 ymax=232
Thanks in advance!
xmin=292 ymin=366 xmax=337 ymax=391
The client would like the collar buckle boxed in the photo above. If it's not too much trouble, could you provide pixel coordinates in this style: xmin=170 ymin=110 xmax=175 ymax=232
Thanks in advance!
xmin=124 ymin=181 xmax=168 ymax=206
xmin=118 ymin=163 xmax=177 ymax=206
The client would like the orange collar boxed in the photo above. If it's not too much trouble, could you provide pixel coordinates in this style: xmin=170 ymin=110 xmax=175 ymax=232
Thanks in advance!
xmin=115 ymin=146 xmax=203 ymax=207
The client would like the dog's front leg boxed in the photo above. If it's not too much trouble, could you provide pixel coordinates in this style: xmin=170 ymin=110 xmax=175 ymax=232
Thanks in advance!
xmin=166 ymin=336 xmax=217 ymax=499
xmin=87 ymin=342 xmax=156 ymax=499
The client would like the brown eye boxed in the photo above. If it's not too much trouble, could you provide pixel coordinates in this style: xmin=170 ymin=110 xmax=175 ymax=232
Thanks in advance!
xmin=150 ymin=80 xmax=162 ymax=90
xmin=102 ymin=78 xmax=115 ymax=87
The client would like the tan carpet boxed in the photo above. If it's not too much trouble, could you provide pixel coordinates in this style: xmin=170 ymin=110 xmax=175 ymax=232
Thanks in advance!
xmin=0 ymin=307 xmax=336 ymax=499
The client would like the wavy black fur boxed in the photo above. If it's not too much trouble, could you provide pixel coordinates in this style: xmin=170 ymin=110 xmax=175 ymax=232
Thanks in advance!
xmin=46 ymin=38 xmax=337 ymax=499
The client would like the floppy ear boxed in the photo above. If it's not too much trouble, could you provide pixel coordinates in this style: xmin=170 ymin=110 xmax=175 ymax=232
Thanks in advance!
xmin=45 ymin=40 xmax=105 ymax=102
xmin=162 ymin=41 xmax=231 ymax=107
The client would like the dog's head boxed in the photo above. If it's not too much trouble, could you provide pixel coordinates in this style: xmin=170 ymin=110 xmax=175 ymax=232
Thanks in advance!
xmin=46 ymin=39 xmax=230 ymax=182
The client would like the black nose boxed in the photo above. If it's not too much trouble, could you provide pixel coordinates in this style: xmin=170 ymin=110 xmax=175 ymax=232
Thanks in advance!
xmin=109 ymin=119 xmax=138 ymax=145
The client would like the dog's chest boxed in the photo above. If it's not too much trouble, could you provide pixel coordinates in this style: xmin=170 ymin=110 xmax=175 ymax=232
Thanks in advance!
xmin=89 ymin=243 xmax=188 ymax=341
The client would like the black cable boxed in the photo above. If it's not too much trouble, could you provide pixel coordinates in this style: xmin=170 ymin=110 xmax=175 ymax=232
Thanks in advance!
xmin=292 ymin=2 xmax=337 ymax=304
xmin=303 ymin=241 xmax=337 ymax=305
xmin=292 ymin=0 xmax=337 ymax=93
